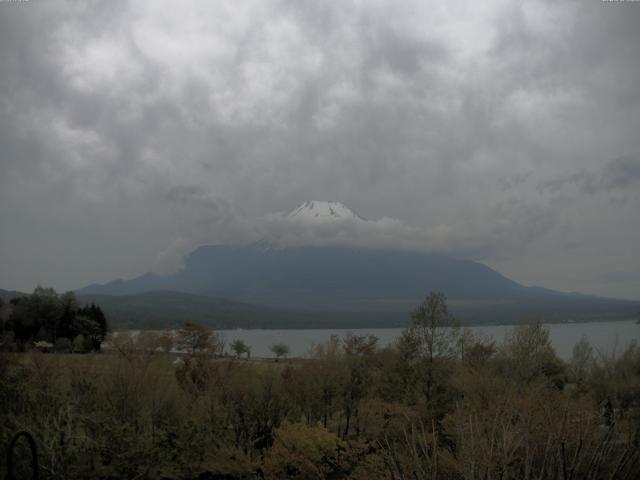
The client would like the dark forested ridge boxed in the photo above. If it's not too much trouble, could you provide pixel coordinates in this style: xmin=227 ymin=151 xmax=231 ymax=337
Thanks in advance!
xmin=75 ymin=245 xmax=639 ymax=328
xmin=75 ymin=290 xmax=640 ymax=330
xmin=75 ymin=290 xmax=404 ymax=330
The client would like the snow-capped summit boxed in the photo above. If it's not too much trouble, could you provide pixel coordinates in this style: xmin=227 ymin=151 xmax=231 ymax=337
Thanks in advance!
xmin=286 ymin=201 xmax=365 ymax=221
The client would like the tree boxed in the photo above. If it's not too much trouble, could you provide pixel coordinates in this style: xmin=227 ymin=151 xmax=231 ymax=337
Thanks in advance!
xmin=409 ymin=292 xmax=459 ymax=362
xmin=176 ymin=321 xmax=221 ymax=354
xmin=343 ymin=332 xmax=378 ymax=356
xmin=72 ymin=334 xmax=86 ymax=353
xmin=0 ymin=297 xmax=5 ymax=340
xmin=270 ymin=343 xmax=289 ymax=362
xmin=6 ymin=288 xmax=108 ymax=352
xmin=157 ymin=330 xmax=174 ymax=353
xmin=58 ymin=291 xmax=78 ymax=341
xmin=500 ymin=322 xmax=565 ymax=386
xmin=341 ymin=334 xmax=377 ymax=437
xmin=405 ymin=292 xmax=459 ymax=417
xmin=9 ymin=286 xmax=61 ymax=345
xmin=308 ymin=336 xmax=346 ymax=428
xmin=462 ymin=338 xmax=496 ymax=368
xmin=263 ymin=422 xmax=343 ymax=479
xmin=76 ymin=303 xmax=108 ymax=350
xmin=569 ymin=336 xmax=593 ymax=386
xmin=230 ymin=338 xmax=251 ymax=359
xmin=54 ymin=337 xmax=72 ymax=353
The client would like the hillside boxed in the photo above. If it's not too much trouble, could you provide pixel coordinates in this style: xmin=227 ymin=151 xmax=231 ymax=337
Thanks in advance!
xmin=78 ymin=244 xmax=530 ymax=307
xmin=76 ymin=290 xmax=405 ymax=330
xmin=77 ymin=244 xmax=639 ymax=327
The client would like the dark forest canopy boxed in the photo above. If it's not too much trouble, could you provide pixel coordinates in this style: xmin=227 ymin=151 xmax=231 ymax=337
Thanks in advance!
xmin=1 ymin=286 xmax=108 ymax=352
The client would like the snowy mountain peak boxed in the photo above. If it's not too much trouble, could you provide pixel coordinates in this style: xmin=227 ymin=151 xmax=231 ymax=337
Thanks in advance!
xmin=286 ymin=201 xmax=364 ymax=221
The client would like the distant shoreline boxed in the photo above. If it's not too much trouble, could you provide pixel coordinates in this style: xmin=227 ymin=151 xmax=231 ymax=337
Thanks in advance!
xmin=115 ymin=316 xmax=639 ymax=331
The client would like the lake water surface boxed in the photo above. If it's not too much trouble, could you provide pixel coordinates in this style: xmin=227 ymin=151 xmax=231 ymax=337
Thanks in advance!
xmin=217 ymin=320 xmax=640 ymax=360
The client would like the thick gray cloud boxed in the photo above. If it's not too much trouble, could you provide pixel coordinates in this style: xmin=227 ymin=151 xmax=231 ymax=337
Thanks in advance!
xmin=0 ymin=0 xmax=639 ymax=299
xmin=538 ymin=154 xmax=640 ymax=195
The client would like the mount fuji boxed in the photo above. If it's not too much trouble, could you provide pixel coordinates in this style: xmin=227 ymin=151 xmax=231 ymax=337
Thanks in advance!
xmin=286 ymin=200 xmax=366 ymax=221
xmin=77 ymin=201 xmax=639 ymax=328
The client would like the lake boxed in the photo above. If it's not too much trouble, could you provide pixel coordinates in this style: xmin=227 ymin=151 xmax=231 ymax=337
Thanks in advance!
xmin=216 ymin=320 xmax=640 ymax=360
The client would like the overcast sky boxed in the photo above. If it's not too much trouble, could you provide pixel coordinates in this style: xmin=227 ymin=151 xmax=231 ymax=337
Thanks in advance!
xmin=1 ymin=0 xmax=639 ymax=299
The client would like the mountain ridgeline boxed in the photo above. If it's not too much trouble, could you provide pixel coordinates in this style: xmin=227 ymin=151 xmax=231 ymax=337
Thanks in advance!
xmin=77 ymin=244 xmax=639 ymax=328
xmin=80 ymin=245 xmax=527 ymax=306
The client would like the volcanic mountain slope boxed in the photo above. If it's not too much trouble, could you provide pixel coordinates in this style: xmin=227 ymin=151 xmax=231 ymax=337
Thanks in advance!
xmin=79 ymin=244 xmax=527 ymax=309
xmin=77 ymin=201 xmax=639 ymax=325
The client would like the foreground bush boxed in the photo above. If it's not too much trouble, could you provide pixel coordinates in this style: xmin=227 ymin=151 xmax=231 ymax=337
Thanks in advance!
xmin=263 ymin=422 xmax=342 ymax=479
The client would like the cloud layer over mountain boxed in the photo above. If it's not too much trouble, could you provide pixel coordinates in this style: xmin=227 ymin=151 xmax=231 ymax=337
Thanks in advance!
xmin=1 ymin=0 xmax=639 ymax=298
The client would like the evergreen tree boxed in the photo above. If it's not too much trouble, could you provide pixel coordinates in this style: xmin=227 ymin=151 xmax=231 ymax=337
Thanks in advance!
xmin=6 ymin=287 xmax=108 ymax=352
